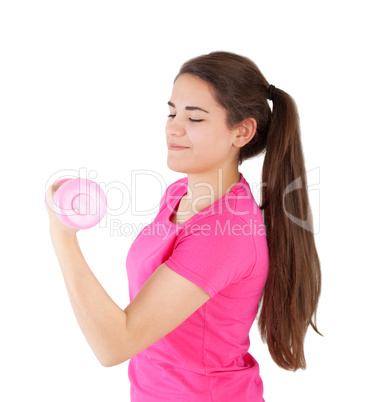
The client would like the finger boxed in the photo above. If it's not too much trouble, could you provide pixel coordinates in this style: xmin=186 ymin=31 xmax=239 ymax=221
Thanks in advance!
xmin=46 ymin=180 xmax=69 ymax=213
xmin=46 ymin=183 xmax=60 ymax=213
xmin=45 ymin=185 xmax=55 ymax=214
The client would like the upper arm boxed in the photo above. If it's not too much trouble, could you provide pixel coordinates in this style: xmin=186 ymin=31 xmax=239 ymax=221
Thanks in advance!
xmin=118 ymin=263 xmax=210 ymax=364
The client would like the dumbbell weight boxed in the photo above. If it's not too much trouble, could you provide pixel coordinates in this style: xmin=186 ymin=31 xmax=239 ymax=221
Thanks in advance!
xmin=45 ymin=178 xmax=107 ymax=229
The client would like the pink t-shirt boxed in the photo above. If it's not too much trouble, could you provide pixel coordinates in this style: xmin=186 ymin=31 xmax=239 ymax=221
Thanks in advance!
xmin=126 ymin=172 xmax=269 ymax=401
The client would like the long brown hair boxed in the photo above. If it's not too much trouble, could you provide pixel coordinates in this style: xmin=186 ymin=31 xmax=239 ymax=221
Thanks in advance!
xmin=174 ymin=51 xmax=322 ymax=371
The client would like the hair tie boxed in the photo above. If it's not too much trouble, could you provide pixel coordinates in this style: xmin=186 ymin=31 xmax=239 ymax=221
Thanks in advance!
xmin=268 ymin=84 xmax=275 ymax=101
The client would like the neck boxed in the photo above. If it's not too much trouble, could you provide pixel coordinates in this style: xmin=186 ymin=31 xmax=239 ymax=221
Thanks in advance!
xmin=183 ymin=167 xmax=241 ymax=213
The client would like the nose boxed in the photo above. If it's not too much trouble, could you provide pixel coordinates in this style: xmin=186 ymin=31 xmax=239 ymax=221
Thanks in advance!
xmin=165 ymin=115 xmax=186 ymax=137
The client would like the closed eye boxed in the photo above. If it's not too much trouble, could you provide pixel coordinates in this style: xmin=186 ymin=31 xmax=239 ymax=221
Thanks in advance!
xmin=167 ymin=114 xmax=204 ymax=123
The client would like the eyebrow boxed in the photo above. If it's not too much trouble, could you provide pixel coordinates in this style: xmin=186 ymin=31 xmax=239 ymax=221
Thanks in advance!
xmin=167 ymin=101 xmax=209 ymax=114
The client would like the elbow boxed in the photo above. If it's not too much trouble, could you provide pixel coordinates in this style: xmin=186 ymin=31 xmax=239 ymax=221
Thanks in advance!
xmin=99 ymin=357 xmax=113 ymax=368
xmin=100 ymin=359 xmax=121 ymax=368
xmin=98 ymin=354 xmax=117 ymax=367
xmin=100 ymin=361 xmax=116 ymax=368
xmin=98 ymin=353 xmax=127 ymax=368
xmin=96 ymin=317 xmax=131 ymax=367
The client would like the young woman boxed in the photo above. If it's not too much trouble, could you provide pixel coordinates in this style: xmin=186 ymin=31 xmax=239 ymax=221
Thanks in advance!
xmin=47 ymin=51 xmax=322 ymax=401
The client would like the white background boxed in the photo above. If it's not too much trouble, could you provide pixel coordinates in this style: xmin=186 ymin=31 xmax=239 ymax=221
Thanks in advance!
xmin=1 ymin=1 xmax=363 ymax=401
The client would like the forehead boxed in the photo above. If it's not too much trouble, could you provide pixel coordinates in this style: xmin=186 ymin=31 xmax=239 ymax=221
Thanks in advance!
xmin=171 ymin=73 xmax=219 ymax=107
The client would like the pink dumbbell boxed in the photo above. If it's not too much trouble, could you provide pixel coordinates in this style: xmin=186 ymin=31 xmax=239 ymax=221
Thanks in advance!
xmin=45 ymin=178 xmax=107 ymax=229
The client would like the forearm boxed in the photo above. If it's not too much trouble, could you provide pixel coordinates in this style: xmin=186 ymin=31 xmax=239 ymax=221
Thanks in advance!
xmin=50 ymin=232 xmax=127 ymax=367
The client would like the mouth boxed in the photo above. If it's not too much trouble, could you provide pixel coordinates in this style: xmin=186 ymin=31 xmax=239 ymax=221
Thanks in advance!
xmin=168 ymin=145 xmax=189 ymax=150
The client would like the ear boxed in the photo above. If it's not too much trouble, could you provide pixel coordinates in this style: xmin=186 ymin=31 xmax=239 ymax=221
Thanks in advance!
xmin=231 ymin=117 xmax=257 ymax=148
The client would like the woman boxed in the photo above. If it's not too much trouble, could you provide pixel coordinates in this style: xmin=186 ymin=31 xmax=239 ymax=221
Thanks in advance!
xmin=47 ymin=51 xmax=322 ymax=401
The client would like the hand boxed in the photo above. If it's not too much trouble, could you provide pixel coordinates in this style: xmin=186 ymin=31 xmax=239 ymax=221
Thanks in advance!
xmin=46 ymin=182 xmax=80 ymax=238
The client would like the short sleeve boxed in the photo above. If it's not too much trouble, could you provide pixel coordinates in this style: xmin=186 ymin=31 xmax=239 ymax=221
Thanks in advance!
xmin=159 ymin=180 xmax=186 ymax=211
xmin=159 ymin=185 xmax=169 ymax=211
xmin=164 ymin=213 xmax=257 ymax=298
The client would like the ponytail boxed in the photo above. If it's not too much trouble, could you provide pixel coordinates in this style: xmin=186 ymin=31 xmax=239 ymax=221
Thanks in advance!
xmin=175 ymin=50 xmax=323 ymax=371
xmin=258 ymin=88 xmax=323 ymax=371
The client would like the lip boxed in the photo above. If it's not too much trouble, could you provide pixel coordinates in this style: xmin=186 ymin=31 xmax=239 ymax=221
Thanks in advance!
xmin=168 ymin=143 xmax=189 ymax=150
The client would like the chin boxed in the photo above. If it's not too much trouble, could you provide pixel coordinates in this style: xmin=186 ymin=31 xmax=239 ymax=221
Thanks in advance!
xmin=167 ymin=165 xmax=185 ymax=174
xmin=166 ymin=161 xmax=187 ymax=174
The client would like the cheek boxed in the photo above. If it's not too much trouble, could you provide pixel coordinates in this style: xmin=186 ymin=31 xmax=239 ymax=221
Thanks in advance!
xmin=191 ymin=136 xmax=228 ymax=164
xmin=193 ymin=126 xmax=228 ymax=150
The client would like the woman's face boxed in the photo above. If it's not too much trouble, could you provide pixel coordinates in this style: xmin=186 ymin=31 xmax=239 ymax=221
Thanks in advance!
xmin=165 ymin=73 xmax=239 ymax=174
